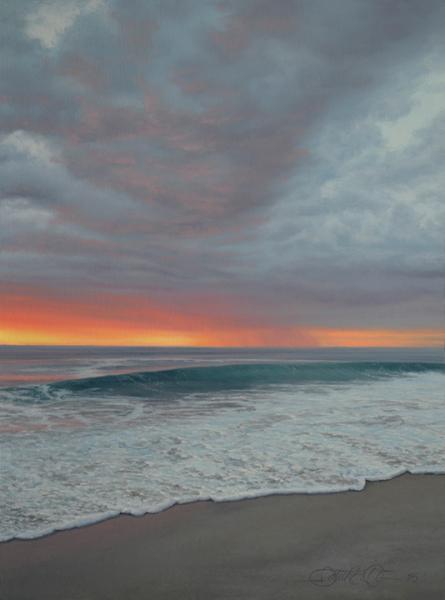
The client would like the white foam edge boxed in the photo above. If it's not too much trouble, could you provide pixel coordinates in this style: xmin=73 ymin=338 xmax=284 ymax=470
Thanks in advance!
xmin=2 ymin=466 xmax=445 ymax=543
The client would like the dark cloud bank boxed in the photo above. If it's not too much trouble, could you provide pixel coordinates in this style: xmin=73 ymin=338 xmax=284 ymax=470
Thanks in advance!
xmin=1 ymin=0 xmax=444 ymax=330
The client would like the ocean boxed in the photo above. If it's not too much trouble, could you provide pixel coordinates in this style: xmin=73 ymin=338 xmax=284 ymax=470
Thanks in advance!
xmin=0 ymin=346 xmax=444 ymax=541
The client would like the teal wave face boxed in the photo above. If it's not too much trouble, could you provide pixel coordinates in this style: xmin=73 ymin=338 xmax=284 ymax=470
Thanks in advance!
xmin=1 ymin=360 xmax=444 ymax=540
xmin=46 ymin=362 xmax=445 ymax=398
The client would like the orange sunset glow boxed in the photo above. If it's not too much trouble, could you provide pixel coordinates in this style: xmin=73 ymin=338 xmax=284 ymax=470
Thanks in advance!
xmin=1 ymin=290 xmax=441 ymax=348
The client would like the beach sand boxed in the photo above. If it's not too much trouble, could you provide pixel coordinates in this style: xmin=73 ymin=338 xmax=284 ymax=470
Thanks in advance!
xmin=1 ymin=473 xmax=444 ymax=599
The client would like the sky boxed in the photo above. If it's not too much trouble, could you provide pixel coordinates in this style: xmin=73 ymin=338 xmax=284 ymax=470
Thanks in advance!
xmin=1 ymin=0 xmax=444 ymax=347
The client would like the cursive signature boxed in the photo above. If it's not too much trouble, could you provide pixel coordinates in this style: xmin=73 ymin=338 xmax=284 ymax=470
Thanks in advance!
xmin=308 ymin=562 xmax=418 ymax=588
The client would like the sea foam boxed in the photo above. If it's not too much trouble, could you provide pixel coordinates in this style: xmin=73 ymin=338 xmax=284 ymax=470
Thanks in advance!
xmin=1 ymin=362 xmax=444 ymax=541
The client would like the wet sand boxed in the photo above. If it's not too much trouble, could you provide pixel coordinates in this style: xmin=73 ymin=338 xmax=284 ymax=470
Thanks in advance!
xmin=1 ymin=473 xmax=444 ymax=599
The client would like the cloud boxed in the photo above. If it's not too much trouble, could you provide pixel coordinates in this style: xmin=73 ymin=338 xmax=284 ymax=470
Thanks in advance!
xmin=378 ymin=56 xmax=445 ymax=151
xmin=0 ymin=0 xmax=444 ymax=335
xmin=2 ymin=130 xmax=56 ymax=163
xmin=24 ymin=0 xmax=105 ymax=49
xmin=0 ymin=197 xmax=54 ymax=232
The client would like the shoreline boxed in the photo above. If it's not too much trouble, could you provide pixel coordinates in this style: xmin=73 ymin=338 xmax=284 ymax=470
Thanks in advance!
xmin=2 ymin=468 xmax=445 ymax=544
xmin=1 ymin=473 xmax=445 ymax=599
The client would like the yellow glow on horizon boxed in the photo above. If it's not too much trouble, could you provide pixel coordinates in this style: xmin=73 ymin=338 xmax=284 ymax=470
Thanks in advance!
xmin=0 ymin=327 xmax=197 ymax=347
xmin=0 ymin=326 xmax=441 ymax=348
xmin=308 ymin=327 xmax=443 ymax=348
xmin=1 ymin=288 xmax=442 ymax=348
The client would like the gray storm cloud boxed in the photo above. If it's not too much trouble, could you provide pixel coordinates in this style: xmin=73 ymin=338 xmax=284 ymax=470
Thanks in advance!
xmin=1 ymin=0 xmax=444 ymax=329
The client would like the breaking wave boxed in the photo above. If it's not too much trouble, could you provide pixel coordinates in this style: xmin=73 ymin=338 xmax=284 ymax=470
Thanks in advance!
xmin=26 ymin=361 xmax=445 ymax=399
xmin=1 ymin=361 xmax=444 ymax=541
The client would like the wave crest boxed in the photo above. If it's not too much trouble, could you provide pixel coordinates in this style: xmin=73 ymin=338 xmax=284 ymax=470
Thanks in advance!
xmin=46 ymin=361 xmax=445 ymax=397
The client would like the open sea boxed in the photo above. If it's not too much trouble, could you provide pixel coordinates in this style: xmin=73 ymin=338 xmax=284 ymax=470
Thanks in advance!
xmin=0 ymin=346 xmax=444 ymax=541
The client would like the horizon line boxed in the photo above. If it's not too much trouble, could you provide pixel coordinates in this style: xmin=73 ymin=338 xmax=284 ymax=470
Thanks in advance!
xmin=1 ymin=343 xmax=443 ymax=350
